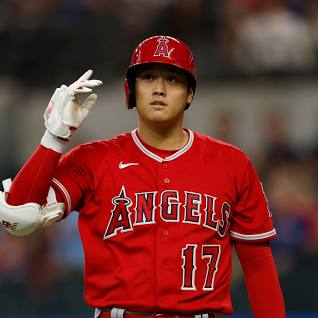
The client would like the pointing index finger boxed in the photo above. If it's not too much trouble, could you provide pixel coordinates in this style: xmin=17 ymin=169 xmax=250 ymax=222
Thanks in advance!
xmin=80 ymin=79 xmax=103 ymax=88
xmin=77 ymin=70 xmax=93 ymax=82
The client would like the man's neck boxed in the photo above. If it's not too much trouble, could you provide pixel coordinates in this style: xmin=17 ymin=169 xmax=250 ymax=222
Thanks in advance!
xmin=137 ymin=122 xmax=189 ymax=150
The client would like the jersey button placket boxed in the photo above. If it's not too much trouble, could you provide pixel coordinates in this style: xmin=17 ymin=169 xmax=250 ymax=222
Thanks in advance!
xmin=156 ymin=160 xmax=173 ymax=308
xmin=161 ymin=297 xmax=167 ymax=304
xmin=164 ymin=177 xmax=170 ymax=184
xmin=161 ymin=161 xmax=171 ymax=185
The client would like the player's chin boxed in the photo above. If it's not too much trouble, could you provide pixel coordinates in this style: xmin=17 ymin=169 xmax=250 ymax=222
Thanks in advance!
xmin=140 ymin=106 xmax=174 ymax=122
xmin=148 ymin=114 xmax=169 ymax=123
xmin=145 ymin=111 xmax=172 ymax=123
xmin=146 ymin=107 xmax=170 ymax=117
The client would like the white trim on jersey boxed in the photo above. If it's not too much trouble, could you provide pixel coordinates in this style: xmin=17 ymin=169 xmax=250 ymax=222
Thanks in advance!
xmin=131 ymin=128 xmax=194 ymax=162
xmin=229 ymin=228 xmax=276 ymax=240
xmin=52 ymin=177 xmax=72 ymax=213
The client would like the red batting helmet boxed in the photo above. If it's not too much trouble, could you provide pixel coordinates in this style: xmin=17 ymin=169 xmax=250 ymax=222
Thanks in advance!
xmin=124 ymin=35 xmax=196 ymax=109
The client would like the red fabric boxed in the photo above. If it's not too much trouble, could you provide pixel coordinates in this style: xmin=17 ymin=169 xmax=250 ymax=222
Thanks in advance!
xmin=5 ymin=131 xmax=282 ymax=315
xmin=235 ymin=242 xmax=286 ymax=318
xmin=51 ymin=130 xmax=276 ymax=312
xmin=7 ymin=145 xmax=62 ymax=206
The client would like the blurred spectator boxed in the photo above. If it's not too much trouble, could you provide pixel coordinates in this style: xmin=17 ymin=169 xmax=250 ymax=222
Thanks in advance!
xmin=0 ymin=231 xmax=28 ymax=279
xmin=303 ymin=108 xmax=318 ymax=197
xmin=162 ymin=0 xmax=205 ymax=41
xmin=8 ymin=0 xmax=58 ymax=21
xmin=211 ymin=109 xmax=238 ymax=145
xmin=305 ymin=0 xmax=318 ymax=59
xmin=263 ymin=111 xmax=297 ymax=164
xmin=265 ymin=162 xmax=318 ymax=274
xmin=0 ymin=227 xmax=59 ymax=295
xmin=233 ymin=0 xmax=316 ymax=74
xmin=254 ymin=110 xmax=318 ymax=276
xmin=115 ymin=0 xmax=160 ymax=31
xmin=256 ymin=111 xmax=297 ymax=176
xmin=259 ymin=109 xmax=318 ymax=277
xmin=53 ymin=212 xmax=84 ymax=269
xmin=25 ymin=227 xmax=60 ymax=295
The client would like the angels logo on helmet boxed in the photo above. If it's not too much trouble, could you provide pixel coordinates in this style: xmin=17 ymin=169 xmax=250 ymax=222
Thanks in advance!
xmin=154 ymin=36 xmax=175 ymax=59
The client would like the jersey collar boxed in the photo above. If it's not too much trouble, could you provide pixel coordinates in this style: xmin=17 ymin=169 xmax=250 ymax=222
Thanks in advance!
xmin=131 ymin=128 xmax=194 ymax=163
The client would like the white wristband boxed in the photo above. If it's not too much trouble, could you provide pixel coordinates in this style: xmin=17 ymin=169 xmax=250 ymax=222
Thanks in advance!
xmin=41 ymin=130 xmax=67 ymax=153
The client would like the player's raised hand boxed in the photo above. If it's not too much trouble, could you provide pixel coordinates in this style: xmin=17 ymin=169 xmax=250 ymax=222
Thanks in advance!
xmin=44 ymin=70 xmax=103 ymax=140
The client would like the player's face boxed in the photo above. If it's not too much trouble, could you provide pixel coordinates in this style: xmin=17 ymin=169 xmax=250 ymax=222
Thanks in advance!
xmin=134 ymin=64 xmax=193 ymax=127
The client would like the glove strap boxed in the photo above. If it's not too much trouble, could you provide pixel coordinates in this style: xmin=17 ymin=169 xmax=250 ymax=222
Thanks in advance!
xmin=41 ymin=130 xmax=67 ymax=153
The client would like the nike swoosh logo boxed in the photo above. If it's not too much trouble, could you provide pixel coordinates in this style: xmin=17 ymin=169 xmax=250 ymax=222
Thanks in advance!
xmin=119 ymin=161 xmax=139 ymax=169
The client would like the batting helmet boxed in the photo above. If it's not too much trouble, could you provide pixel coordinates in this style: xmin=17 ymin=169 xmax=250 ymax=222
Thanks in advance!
xmin=124 ymin=35 xmax=196 ymax=109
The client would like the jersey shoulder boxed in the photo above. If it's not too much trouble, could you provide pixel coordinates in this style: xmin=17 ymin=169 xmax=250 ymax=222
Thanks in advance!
xmin=72 ymin=131 xmax=132 ymax=153
xmin=193 ymin=130 xmax=250 ymax=163
xmin=193 ymin=130 xmax=255 ymax=183
xmin=61 ymin=131 xmax=132 ymax=165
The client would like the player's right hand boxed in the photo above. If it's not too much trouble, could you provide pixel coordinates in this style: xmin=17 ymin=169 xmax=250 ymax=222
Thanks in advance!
xmin=44 ymin=70 xmax=103 ymax=140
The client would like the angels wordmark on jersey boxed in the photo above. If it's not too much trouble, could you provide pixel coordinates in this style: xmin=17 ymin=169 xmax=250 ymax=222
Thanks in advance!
xmin=104 ymin=185 xmax=230 ymax=240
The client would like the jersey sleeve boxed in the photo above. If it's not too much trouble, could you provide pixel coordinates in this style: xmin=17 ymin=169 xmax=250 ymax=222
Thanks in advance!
xmin=51 ymin=144 xmax=93 ymax=214
xmin=230 ymin=155 xmax=276 ymax=242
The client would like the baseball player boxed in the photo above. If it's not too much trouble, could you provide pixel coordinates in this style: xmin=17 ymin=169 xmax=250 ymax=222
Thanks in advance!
xmin=0 ymin=36 xmax=285 ymax=317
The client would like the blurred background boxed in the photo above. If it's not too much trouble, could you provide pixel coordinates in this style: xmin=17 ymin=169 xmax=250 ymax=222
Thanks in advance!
xmin=0 ymin=0 xmax=318 ymax=317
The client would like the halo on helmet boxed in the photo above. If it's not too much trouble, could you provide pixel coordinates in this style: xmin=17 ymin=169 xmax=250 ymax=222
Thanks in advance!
xmin=124 ymin=35 xmax=196 ymax=110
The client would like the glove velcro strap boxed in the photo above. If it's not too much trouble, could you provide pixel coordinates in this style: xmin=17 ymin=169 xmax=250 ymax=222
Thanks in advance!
xmin=41 ymin=130 xmax=67 ymax=153
xmin=40 ymin=186 xmax=65 ymax=227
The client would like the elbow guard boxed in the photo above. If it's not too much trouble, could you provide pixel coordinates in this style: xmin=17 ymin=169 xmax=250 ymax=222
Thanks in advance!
xmin=0 ymin=179 xmax=65 ymax=236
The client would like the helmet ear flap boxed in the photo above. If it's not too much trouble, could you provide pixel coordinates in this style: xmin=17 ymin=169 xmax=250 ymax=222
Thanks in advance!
xmin=124 ymin=79 xmax=131 ymax=109
xmin=124 ymin=75 xmax=136 ymax=110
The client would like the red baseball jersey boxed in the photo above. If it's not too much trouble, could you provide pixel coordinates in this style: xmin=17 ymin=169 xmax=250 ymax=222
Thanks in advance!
xmin=51 ymin=129 xmax=276 ymax=315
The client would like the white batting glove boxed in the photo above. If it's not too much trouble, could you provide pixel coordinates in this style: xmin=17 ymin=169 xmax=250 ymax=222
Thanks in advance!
xmin=41 ymin=70 xmax=102 ymax=152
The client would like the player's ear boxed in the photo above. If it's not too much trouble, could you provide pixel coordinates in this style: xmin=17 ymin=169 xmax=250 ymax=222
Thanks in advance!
xmin=187 ymin=87 xmax=194 ymax=105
